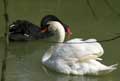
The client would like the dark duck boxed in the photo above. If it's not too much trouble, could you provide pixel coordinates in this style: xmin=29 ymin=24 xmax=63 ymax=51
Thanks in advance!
xmin=9 ymin=15 xmax=70 ymax=41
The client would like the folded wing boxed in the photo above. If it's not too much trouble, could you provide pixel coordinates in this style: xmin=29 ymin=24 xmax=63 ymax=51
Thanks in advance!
xmin=52 ymin=38 xmax=104 ymax=63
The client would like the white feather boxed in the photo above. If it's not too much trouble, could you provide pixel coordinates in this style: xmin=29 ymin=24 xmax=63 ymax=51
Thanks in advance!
xmin=42 ymin=21 xmax=117 ymax=75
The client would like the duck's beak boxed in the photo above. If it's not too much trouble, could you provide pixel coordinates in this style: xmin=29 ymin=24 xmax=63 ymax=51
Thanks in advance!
xmin=41 ymin=27 xmax=48 ymax=33
xmin=66 ymin=27 xmax=72 ymax=39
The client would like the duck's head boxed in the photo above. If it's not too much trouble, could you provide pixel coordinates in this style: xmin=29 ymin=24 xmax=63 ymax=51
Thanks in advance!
xmin=40 ymin=15 xmax=72 ymax=39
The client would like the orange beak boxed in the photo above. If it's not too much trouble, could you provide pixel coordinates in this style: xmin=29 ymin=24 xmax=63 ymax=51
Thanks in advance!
xmin=41 ymin=27 xmax=48 ymax=33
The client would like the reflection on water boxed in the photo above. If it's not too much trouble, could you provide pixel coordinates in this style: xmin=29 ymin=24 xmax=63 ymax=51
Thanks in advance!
xmin=53 ymin=75 xmax=111 ymax=81
xmin=42 ymin=67 xmax=116 ymax=81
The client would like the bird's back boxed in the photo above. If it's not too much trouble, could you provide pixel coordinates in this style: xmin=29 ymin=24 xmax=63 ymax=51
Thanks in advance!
xmin=50 ymin=38 xmax=104 ymax=62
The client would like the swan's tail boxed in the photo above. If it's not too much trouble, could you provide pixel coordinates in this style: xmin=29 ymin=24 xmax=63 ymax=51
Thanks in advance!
xmin=97 ymin=64 xmax=118 ymax=75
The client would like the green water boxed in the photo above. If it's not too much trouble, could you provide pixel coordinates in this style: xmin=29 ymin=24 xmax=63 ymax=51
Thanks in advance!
xmin=0 ymin=0 xmax=120 ymax=81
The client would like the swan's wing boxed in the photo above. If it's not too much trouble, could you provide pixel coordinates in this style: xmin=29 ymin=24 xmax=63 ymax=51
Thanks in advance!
xmin=51 ymin=38 xmax=104 ymax=63
xmin=66 ymin=38 xmax=104 ymax=57
xmin=66 ymin=38 xmax=83 ymax=43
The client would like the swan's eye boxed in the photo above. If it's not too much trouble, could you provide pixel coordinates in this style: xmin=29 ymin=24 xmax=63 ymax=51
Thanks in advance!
xmin=48 ymin=26 xmax=57 ymax=32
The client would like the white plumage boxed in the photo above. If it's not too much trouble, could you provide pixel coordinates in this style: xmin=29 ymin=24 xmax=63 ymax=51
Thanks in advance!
xmin=42 ymin=21 xmax=117 ymax=75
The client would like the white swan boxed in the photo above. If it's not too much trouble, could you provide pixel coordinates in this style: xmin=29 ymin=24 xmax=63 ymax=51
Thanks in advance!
xmin=42 ymin=21 xmax=117 ymax=75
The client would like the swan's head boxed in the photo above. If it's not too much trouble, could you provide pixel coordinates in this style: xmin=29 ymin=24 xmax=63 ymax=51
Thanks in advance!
xmin=40 ymin=15 xmax=72 ymax=40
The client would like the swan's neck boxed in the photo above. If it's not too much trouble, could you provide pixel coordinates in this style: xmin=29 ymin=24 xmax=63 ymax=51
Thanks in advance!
xmin=56 ymin=26 xmax=65 ymax=42
xmin=42 ymin=21 xmax=65 ymax=63
xmin=49 ymin=21 xmax=66 ymax=43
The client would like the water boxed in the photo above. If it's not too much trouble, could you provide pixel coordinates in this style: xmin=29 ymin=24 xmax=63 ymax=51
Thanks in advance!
xmin=0 ymin=0 xmax=120 ymax=81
